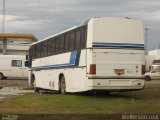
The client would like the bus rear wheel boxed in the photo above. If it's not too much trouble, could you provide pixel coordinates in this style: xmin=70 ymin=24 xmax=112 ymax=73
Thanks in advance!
xmin=59 ymin=76 xmax=66 ymax=94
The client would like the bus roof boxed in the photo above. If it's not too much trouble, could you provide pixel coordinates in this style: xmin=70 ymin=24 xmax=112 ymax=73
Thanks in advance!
xmin=31 ymin=17 xmax=139 ymax=46
xmin=31 ymin=26 xmax=79 ymax=46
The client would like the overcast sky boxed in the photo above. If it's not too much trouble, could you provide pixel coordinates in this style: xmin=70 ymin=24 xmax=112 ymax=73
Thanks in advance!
xmin=0 ymin=0 xmax=160 ymax=50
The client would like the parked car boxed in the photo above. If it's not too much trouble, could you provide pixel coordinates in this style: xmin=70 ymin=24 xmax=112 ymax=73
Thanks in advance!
xmin=145 ymin=68 xmax=160 ymax=81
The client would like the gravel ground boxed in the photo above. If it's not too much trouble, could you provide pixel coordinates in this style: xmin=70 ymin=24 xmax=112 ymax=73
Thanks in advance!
xmin=0 ymin=80 xmax=28 ymax=87
xmin=0 ymin=80 xmax=33 ymax=101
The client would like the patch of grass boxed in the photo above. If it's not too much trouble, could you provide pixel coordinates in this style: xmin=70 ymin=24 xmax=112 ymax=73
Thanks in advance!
xmin=0 ymin=81 xmax=160 ymax=114
xmin=0 ymin=93 xmax=128 ymax=114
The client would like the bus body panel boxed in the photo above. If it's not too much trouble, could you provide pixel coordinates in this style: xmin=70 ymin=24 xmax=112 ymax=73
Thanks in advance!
xmin=32 ymin=50 xmax=87 ymax=92
xmin=33 ymin=67 xmax=87 ymax=92
xmin=87 ymin=79 xmax=144 ymax=90
xmin=88 ymin=17 xmax=144 ymax=45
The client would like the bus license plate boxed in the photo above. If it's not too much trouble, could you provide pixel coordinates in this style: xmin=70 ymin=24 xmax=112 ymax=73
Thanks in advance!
xmin=115 ymin=69 xmax=125 ymax=75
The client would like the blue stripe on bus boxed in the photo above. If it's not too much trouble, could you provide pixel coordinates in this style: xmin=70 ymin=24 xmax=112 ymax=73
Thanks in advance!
xmin=69 ymin=51 xmax=77 ymax=65
xmin=31 ymin=51 xmax=77 ymax=70
xmin=93 ymin=42 xmax=144 ymax=47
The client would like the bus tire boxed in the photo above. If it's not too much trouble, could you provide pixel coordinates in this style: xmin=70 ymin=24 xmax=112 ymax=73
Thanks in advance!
xmin=59 ymin=76 xmax=66 ymax=94
xmin=31 ymin=74 xmax=35 ymax=86
xmin=0 ymin=73 xmax=4 ymax=80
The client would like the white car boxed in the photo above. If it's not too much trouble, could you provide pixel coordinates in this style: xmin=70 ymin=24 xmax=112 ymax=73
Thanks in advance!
xmin=145 ymin=69 xmax=160 ymax=81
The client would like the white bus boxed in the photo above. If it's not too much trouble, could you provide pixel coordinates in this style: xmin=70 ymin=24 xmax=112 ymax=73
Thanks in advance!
xmin=26 ymin=17 xmax=145 ymax=94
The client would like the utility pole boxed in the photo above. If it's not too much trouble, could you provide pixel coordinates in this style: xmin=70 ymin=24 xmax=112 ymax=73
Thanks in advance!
xmin=145 ymin=23 xmax=149 ymax=54
xmin=2 ymin=0 xmax=7 ymax=54
xmin=2 ymin=0 xmax=5 ymax=33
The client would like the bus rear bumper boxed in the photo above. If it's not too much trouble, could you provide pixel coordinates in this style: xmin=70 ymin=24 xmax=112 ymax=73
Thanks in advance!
xmin=87 ymin=79 xmax=145 ymax=91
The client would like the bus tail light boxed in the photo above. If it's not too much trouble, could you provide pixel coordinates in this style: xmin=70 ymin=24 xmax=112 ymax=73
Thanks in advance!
xmin=141 ymin=65 xmax=145 ymax=75
xmin=89 ymin=64 xmax=96 ymax=75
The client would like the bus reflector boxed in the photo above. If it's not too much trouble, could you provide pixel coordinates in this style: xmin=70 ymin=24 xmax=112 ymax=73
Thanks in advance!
xmin=89 ymin=64 xmax=96 ymax=74
xmin=141 ymin=65 xmax=145 ymax=75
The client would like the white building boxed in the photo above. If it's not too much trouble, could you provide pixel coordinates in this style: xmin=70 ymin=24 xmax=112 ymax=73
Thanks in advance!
xmin=0 ymin=33 xmax=38 ymax=55
xmin=148 ymin=49 xmax=160 ymax=60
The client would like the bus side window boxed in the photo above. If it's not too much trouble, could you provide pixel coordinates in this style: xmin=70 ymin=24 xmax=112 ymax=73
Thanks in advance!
xmin=75 ymin=30 xmax=81 ymax=50
xmin=33 ymin=45 xmax=36 ymax=59
xmin=59 ymin=35 xmax=65 ymax=53
xmin=83 ymin=27 xmax=87 ymax=48
xmin=44 ymin=41 xmax=48 ymax=56
xmin=36 ymin=43 xmax=41 ymax=58
xmin=55 ymin=37 xmax=59 ymax=54
xmin=39 ymin=43 xmax=42 ymax=57
xmin=47 ymin=40 xmax=51 ymax=56
xmin=29 ymin=47 xmax=33 ymax=60
xmin=81 ymin=27 xmax=87 ymax=49
xmin=69 ymin=31 xmax=75 ymax=51
xmin=40 ymin=42 xmax=43 ymax=57
xmin=64 ymin=33 xmax=69 ymax=52
xmin=51 ymin=38 xmax=56 ymax=55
